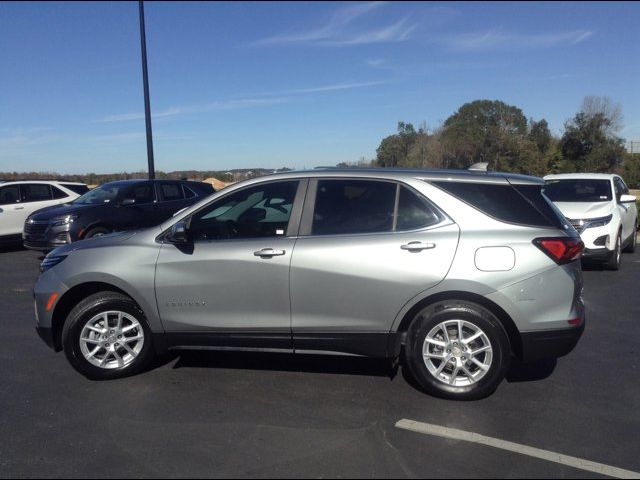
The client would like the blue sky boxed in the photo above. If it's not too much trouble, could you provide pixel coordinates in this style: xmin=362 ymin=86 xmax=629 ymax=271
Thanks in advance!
xmin=1 ymin=1 xmax=639 ymax=174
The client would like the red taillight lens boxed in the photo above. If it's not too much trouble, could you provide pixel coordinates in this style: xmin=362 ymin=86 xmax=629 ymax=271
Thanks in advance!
xmin=533 ymin=237 xmax=584 ymax=264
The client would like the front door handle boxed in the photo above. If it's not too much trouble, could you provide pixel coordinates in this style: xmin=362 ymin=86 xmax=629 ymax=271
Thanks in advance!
xmin=254 ymin=248 xmax=286 ymax=258
xmin=401 ymin=241 xmax=436 ymax=252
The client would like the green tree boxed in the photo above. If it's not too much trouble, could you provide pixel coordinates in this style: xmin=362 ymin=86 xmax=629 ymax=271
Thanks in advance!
xmin=440 ymin=99 xmax=529 ymax=169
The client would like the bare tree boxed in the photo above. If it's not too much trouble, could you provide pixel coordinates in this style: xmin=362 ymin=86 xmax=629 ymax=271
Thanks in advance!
xmin=581 ymin=96 xmax=623 ymax=136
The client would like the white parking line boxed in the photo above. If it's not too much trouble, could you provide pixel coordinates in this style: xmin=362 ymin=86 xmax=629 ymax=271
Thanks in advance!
xmin=395 ymin=419 xmax=640 ymax=479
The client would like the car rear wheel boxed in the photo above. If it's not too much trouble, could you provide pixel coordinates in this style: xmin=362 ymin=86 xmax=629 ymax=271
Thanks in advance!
xmin=61 ymin=291 xmax=154 ymax=380
xmin=404 ymin=301 xmax=511 ymax=400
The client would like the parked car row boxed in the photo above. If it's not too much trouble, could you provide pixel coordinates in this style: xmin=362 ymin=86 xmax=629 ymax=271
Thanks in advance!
xmin=0 ymin=179 xmax=215 ymax=250
xmin=8 ymin=168 xmax=637 ymax=400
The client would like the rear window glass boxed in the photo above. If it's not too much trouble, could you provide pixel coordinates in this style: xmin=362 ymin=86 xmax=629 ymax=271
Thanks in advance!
xmin=433 ymin=181 xmax=562 ymax=228
xmin=23 ymin=184 xmax=52 ymax=202
xmin=543 ymin=179 xmax=612 ymax=202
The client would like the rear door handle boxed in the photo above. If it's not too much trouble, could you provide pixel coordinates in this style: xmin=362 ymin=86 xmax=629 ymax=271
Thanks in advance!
xmin=401 ymin=241 xmax=436 ymax=252
xmin=254 ymin=248 xmax=286 ymax=258
xmin=13 ymin=206 xmax=24 ymax=210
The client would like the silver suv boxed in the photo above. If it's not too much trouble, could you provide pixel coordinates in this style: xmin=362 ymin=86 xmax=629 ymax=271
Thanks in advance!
xmin=34 ymin=169 xmax=585 ymax=399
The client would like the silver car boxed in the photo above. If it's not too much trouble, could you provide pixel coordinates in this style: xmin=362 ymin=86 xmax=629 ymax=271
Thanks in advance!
xmin=34 ymin=169 xmax=585 ymax=400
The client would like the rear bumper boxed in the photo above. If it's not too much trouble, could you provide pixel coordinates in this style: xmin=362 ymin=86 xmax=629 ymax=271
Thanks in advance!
xmin=520 ymin=320 xmax=585 ymax=362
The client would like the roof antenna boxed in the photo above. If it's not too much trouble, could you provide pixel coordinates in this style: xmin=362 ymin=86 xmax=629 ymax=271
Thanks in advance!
xmin=468 ymin=162 xmax=489 ymax=172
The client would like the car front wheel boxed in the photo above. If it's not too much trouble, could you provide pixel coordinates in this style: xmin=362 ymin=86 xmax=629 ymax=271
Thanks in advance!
xmin=404 ymin=301 xmax=511 ymax=400
xmin=61 ymin=291 xmax=154 ymax=380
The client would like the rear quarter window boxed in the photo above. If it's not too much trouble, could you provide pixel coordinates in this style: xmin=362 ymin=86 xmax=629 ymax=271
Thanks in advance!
xmin=433 ymin=181 xmax=563 ymax=228
xmin=61 ymin=184 xmax=90 ymax=195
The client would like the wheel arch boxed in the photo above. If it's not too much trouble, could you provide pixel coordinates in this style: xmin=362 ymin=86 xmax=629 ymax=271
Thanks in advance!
xmin=51 ymin=282 xmax=132 ymax=351
xmin=392 ymin=291 xmax=522 ymax=360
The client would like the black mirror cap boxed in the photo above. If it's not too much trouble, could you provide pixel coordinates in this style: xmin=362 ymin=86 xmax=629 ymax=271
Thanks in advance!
xmin=166 ymin=220 xmax=189 ymax=244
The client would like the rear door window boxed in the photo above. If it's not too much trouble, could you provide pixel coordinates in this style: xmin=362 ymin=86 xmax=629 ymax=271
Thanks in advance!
xmin=160 ymin=183 xmax=184 ymax=202
xmin=22 ymin=184 xmax=53 ymax=203
xmin=312 ymin=180 xmax=396 ymax=235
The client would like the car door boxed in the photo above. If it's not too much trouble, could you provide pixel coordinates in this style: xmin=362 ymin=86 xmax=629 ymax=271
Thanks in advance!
xmin=154 ymin=179 xmax=306 ymax=347
xmin=290 ymin=178 xmax=459 ymax=354
xmin=0 ymin=184 xmax=24 ymax=237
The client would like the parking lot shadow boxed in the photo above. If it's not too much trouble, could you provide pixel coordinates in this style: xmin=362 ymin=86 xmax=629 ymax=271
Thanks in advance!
xmin=505 ymin=357 xmax=557 ymax=383
xmin=172 ymin=350 xmax=398 ymax=379
xmin=0 ymin=242 xmax=25 ymax=253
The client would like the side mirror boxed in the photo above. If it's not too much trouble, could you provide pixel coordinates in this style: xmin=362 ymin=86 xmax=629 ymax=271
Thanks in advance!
xmin=619 ymin=194 xmax=637 ymax=204
xmin=166 ymin=219 xmax=189 ymax=244
xmin=120 ymin=198 xmax=136 ymax=206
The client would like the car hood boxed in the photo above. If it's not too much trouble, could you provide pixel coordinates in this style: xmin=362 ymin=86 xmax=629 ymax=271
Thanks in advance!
xmin=49 ymin=230 xmax=139 ymax=256
xmin=552 ymin=201 xmax=613 ymax=220
xmin=29 ymin=202 xmax=95 ymax=220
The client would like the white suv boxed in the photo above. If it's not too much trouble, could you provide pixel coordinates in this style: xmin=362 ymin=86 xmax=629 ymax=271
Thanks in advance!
xmin=544 ymin=173 xmax=637 ymax=270
xmin=0 ymin=181 xmax=88 ymax=245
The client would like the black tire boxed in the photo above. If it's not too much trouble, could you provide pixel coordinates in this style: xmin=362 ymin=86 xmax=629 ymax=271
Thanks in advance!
xmin=403 ymin=301 xmax=511 ymax=400
xmin=61 ymin=291 xmax=155 ymax=380
xmin=623 ymin=222 xmax=637 ymax=254
xmin=606 ymin=231 xmax=622 ymax=270
xmin=84 ymin=226 xmax=111 ymax=239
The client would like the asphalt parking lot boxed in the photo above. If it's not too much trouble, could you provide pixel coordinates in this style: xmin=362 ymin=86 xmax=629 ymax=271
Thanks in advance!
xmin=1 ymin=245 xmax=639 ymax=478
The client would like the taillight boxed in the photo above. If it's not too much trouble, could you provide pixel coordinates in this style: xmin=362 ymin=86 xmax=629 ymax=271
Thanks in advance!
xmin=533 ymin=237 xmax=584 ymax=264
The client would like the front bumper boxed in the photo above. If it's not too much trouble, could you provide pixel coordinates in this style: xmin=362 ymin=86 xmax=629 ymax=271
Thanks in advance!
xmin=520 ymin=319 xmax=585 ymax=362
xmin=36 ymin=326 xmax=57 ymax=350
xmin=582 ymin=247 xmax=612 ymax=262
xmin=23 ymin=222 xmax=73 ymax=251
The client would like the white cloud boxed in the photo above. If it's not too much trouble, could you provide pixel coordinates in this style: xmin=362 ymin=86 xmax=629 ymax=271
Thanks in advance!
xmin=442 ymin=29 xmax=593 ymax=51
xmin=99 ymin=97 xmax=288 ymax=123
xmin=254 ymin=1 xmax=416 ymax=47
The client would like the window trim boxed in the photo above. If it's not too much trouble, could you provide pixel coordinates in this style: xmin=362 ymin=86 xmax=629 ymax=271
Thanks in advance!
xmin=298 ymin=177 xmax=447 ymax=238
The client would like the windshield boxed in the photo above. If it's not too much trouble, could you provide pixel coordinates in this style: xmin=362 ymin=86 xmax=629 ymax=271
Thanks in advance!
xmin=543 ymin=179 xmax=613 ymax=203
xmin=72 ymin=183 xmax=126 ymax=205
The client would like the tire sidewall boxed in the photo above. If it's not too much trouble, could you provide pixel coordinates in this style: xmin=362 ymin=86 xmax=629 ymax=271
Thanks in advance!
xmin=62 ymin=293 xmax=153 ymax=380
xmin=85 ymin=227 xmax=110 ymax=239
xmin=405 ymin=303 xmax=510 ymax=400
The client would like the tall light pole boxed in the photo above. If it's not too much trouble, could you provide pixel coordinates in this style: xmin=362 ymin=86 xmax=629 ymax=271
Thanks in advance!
xmin=139 ymin=0 xmax=155 ymax=179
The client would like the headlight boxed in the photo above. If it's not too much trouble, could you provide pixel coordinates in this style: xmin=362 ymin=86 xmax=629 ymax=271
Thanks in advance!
xmin=40 ymin=255 xmax=67 ymax=273
xmin=584 ymin=214 xmax=613 ymax=229
xmin=50 ymin=214 xmax=78 ymax=227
